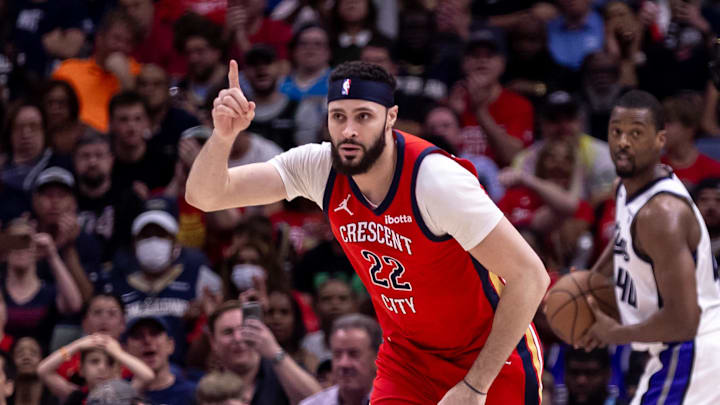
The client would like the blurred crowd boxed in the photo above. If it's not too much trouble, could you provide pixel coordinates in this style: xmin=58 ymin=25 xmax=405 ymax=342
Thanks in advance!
xmin=2 ymin=0 xmax=720 ymax=404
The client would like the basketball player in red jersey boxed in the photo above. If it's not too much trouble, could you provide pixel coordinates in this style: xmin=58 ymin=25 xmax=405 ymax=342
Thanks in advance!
xmin=186 ymin=60 xmax=549 ymax=404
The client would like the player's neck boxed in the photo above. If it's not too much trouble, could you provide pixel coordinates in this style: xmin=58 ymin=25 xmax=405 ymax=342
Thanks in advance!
xmin=622 ymin=164 xmax=666 ymax=197
xmin=351 ymin=133 xmax=397 ymax=207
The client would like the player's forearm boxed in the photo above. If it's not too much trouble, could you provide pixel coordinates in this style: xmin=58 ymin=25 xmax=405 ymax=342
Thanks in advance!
xmin=613 ymin=305 xmax=700 ymax=344
xmin=186 ymin=133 xmax=234 ymax=211
xmin=272 ymin=356 xmax=322 ymax=405
xmin=464 ymin=267 xmax=548 ymax=391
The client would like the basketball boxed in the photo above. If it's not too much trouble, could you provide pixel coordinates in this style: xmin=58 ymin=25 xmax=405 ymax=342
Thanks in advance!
xmin=543 ymin=270 xmax=619 ymax=345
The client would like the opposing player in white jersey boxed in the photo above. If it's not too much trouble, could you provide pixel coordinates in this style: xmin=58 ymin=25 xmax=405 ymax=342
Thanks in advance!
xmin=580 ymin=90 xmax=720 ymax=405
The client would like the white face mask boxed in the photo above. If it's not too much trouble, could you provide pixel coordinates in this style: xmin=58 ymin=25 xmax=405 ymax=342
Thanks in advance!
xmin=135 ymin=237 xmax=174 ymax=273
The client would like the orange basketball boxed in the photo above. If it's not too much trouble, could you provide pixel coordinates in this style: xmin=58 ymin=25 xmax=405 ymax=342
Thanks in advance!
xmin=543 ymin=270 xmax=619 ymax=345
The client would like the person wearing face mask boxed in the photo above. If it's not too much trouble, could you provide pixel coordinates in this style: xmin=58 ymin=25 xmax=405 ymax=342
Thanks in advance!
xmin=104 ymin=197 xmax=221 ymax=365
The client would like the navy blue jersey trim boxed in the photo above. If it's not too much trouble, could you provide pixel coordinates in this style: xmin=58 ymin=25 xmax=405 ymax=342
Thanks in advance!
xmin=347 ymin=131 xmax=405 ymax=216
xmin=516 ymin=337 xmax=542 ymax=405
xmin=624 ymin=175 xmax=672 ymax=205
xmin=472 ymin=257 xmax=499 ymax=310
xmin=322 ymin=168 xmax=337 ymax=213
xmin=411 ymin=146 xmax=452 ymax=242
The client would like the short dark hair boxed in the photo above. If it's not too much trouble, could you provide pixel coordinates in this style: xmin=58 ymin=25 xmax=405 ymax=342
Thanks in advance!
xmin=330 ymin=0 xmax=377 ymax=36
xmin=173 ymin=13 xmax=224 ymax=53
xmin=96 ymin=9 xmax=139 ymax=43
xmin=331 ymin=313 xmax=383 ymax=352
xmin=289 ymin=23 xmax=329 ymax=52
xmin=42 ymin=80 xmax=80 ymax=123
xmin=73 ymin=131 xmax=111 ymax=156
xmin=207 ymin=300 xmax=244 ymax=336
xmin=108 ymin=91 xmax=150 ymax=120
xmin=565 ymin=347 xmax=611 ymax=370
xmin=0 ymin=351 xmax=15 ymax=382
xmin=81 ymin=293 xmax=125 ymax=320
xmin=663 ymin=91 xmax=702 ymax=130
xmin=329 ymin=61 xmax=396 ymax=92
xmin=613 ymin=90 xmax=664 ymax=131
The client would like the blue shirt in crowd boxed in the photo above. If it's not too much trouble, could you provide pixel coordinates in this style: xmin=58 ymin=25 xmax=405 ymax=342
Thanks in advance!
xmin=547 ymin=11 xmax=605 ymax=71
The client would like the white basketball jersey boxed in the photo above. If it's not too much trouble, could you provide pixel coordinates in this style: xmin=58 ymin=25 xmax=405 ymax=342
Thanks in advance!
xmin=614 ymin=172 xmax=720 ymax=351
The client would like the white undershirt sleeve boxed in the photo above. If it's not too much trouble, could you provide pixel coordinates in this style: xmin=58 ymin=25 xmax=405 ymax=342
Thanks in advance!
xmin=268 ymin=142 xmax=332 ymax=208
xmin=416 ymin=153 xmax=504 ymax=251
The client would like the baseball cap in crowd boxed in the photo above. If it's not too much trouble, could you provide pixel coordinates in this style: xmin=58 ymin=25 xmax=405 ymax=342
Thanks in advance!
xmin=87 ymin=379 xmax=144 ymax=405
xmin=245 ymin=44 xmax=277 ymax=66
xmin=33 ymin=166 xmax=75 ymax=191
xmin=131 ymin=197 xmax=179 ymax=236
xmin=542 ymin=90 xmax=581 ymax=120
xmin=465 ymin=26 xmax=507 ymax=57
xmin=123 ymin=315 xmax=171 ymax=341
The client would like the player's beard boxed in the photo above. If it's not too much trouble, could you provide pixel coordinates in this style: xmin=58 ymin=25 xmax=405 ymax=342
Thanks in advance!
xmin=331 ymin=125 xmax=387 ymax=176
xmin=613 ymin=152 xmax=637 ymax=178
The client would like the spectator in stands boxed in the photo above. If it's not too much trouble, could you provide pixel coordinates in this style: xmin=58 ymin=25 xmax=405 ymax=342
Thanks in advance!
xmin=1 ymin=217 xmax=82 ymax=351
xmin=302 ymin=279 xmax=357 ymax=364
xmin=449 ymin=26 xmax=535 ymax=167
xmin=107 ymin=197 xmax=221 ymax=364
xmin=108 ymin=91 xmax=174 ymax=191
xmin=329 ymin=0 xmax=383 ymax=64
xmin=0 ymin=163 xmax=32 ymax=226
xmin=37 ymin=334 xmax=154 ymax=405
xmin=195 ymin=372 xmax=247 ymax=405
xmin=693 ymin=178 xmax=720 ymax=260
xmin=265 ymin=288 xmax=319 ymax=373
xmin=423 ymin=104 xmax=504 ymax=201
xmin=173 ymin=13 xmax=227 ymax=117
xmin=53 ymin=10 xmax=141 ymax=133
xmin=119 ymin=0 xmax=186 ymax=79
xmin=503 ymin=16 xmax=574 ymax=105
xmin=299 ymin=314 xmax=380 ymax=405
xmin=136 ymin=64 xmax=200 ymax=176
xmin=227 ymin=130 xmax=283 ymax=168
xmin=514 ymin=91 xmax=615 ymax=206
xmin=546 ymin=0 xmax=605 ymax=71
xmin=31 ymin=167 xmax=95 ymax=301
xmin=245 ymin=45 xmax=322 ymax=148
xmin=207 ymin=301 xmax=322 ymax=405
xmin=280 ymin=23 xmax=332 ymax=102
xmin=0 ymin=295 xmax=12 ymax=355
xmin=578 ymin=51 xmax=631 ymax=141
xmin=499 ymin=138 xmax=596 ymax=269
xmin=74 ymin=133 xmax=144 ymax=264
xmin=564 ymin=347 xmax=627 ymax=405
xmin=0 ymin=100 xmax=62 ymax=193
xmin=55 ymin=294 xmax=127 ymax=384
xmin=661 ymin=92 xmax=720 ymax=191
xmin=0 ymin=351 xmax=13 ymax=405
xmin=291 ymin=237 xmax=357 ymax=297
xmin=603 ymin=1 xmax=642 ymax=89
xmin=476 ymin=0 xmax=557 ymax=30
xmin=11 ymin=0 xmax=89 ymax=79
xmin=9 ymin=336 xmax=56 ymax=405
xmin=41 ymin=80 xmax=88 ymax=157
xmin=225 ymin=0 xmax=292 ymax=67
xmin=124 ymin=316 xmax=196 ymax=405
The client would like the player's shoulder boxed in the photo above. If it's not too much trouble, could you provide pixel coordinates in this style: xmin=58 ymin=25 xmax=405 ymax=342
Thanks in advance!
xmin=636 ymin=192 xmax=694 ymax=235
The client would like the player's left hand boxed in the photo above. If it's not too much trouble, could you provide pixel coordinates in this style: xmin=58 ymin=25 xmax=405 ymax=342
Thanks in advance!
xmin=438 ymin=381 xmax=486 ymax=405
xmin=576 ymin=295 xmax=623 ymax=351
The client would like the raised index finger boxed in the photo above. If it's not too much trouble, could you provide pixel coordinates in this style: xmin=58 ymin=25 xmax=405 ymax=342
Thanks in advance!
xmin=228 ymin=59 xmax=240 ymax=89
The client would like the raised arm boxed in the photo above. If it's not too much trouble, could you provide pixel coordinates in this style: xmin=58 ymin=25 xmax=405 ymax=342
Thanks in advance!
xmin=186 ymin=60 xmax=287 ymax=212
xmin=37 ymin=335 xmax=102 ymax=402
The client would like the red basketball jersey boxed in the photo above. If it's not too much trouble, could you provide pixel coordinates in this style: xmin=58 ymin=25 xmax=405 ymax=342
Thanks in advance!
xmin=325 ymin=132 xmax=534 ymax=354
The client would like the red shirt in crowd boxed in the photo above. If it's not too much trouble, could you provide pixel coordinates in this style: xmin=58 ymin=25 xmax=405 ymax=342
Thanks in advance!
xmin=131 ymin=11 xmax=187 ymax=78
xmin=661 ymin=152 xmax=720 ymax=189
xmin=460 ymin=88 xmax=534 ymax=164
xmin=498 ymin=186 xmax=595 ymax=228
